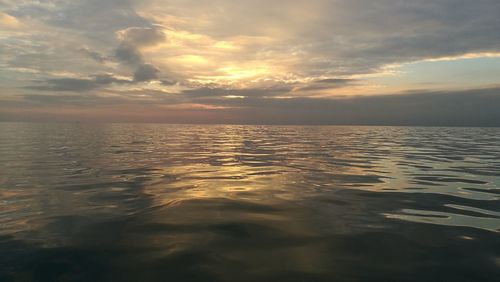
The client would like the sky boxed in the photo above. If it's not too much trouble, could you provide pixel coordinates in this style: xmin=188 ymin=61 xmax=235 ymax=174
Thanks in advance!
xmin=1 ymin=0 xmax=500 ymax=125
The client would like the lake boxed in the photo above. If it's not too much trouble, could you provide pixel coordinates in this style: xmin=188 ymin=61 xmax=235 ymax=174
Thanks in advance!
xmin=1 ymin=123 xmax=499 ymax=281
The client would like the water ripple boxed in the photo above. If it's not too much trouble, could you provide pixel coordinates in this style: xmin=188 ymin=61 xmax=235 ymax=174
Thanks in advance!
xmin=1 ymin=123 xmax=500 ymax=280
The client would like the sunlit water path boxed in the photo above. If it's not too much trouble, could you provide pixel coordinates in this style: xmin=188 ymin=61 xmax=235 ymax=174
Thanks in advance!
xmin=1 ymin=123 xmax=499 ymax=281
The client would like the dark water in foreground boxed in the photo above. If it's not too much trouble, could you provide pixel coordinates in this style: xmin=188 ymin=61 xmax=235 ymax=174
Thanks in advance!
xmin=1 ymin=123 xmax=500 ymax=281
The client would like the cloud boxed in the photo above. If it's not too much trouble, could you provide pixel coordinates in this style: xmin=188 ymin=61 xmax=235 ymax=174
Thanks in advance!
xmin=317 ymin=79 xmax=356 ymax=84
xmin=133 ymin=63 xmax=159 ymax=82
xmin=115 ymin=44 xmax=143 ymax=65
xmin=295 ymin=78 xmax=359 ymax=92
xmin=118 ymin=27 xmax=165 ymax=47
xmin=115 ymin=27 xmax=165 ymax=65
xmin=140 ymin=0 xmax=500 ymax=69
xmin=5 ymin=0 xmax=500 ymax=80
xmin=114 ymin=43 xmax=162 ymax=82
xmin=78 ymin=47 xmax=107 ymax=63
xmin=0 ymin=11 xmax=20 ymax=28
xmin=7 ymin=86 xmax=500 ymax=126
xmin=184 ymin=86 xmax=500 ymax=126
xmin=3 ymin=0 xmax=165 ymax=86
xmin=17 ymin=88 xmax=183 ymax=107
xmin=306 ymin=0 xmax=500 ymax=74
xmin=113 ymin=26 xmax=165 ymax=82
xmin=8 ymin=0 xmax=151 ymax=33
xmin=20 ymin=93 xmax=146 ymax=107
xmin=182 ymin=87 xmax=289 ymax=99
xmin=5 ymin=0 xmax=500 ymax=85
xmin=2 ymin=0 xmax=500 ymax=125
xmin=26 ymin=74 xmax=130 ymax=92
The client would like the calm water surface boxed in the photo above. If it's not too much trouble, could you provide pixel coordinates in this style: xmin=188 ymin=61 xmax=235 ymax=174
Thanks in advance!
xmin=1 ymin=123 xmax=500 ymax=281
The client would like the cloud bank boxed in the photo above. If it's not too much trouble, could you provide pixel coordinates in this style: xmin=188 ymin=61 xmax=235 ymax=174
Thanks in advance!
xmin=1 ymin=0 xmax=500 ymax=124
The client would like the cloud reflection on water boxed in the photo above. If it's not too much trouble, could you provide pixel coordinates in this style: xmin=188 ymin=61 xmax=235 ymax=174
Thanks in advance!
xmin=1 ymin=123 xmax=499 ymax=281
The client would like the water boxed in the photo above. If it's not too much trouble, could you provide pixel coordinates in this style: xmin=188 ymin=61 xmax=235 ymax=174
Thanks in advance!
xmin=1 ymin=122 xmax=499 ymax=281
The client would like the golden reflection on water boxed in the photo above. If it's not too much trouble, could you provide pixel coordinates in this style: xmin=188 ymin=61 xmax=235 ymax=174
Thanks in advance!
xmin=1 ymin=124 xmax=500 ymax=236
xmin=1 ymin=123 xmax=500 ymax=280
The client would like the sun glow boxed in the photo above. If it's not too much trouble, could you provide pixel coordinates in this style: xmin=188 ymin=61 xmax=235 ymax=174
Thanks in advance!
xmin=217 ymin=66 xmax=271 ymax=80
xmin=188 ymin=64 xmax=275 ymax=87
xmin=169 ymin=55 xmax=211 ymax=67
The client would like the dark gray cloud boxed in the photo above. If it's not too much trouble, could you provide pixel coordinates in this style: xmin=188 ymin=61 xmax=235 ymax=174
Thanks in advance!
xmin=4 ymin=1 xmax=165 ymax=86
xmin=182 ymin=87 xmax=500 ymax=126
xmin=133 ymin=63 xmax=160 ymax=82
xmin=22 ymin=93 xmax=107 ymax=106
xmin=8 ymin=0 xmax=151 ymax=33
xmin=9 ymin=86 xmax=500 ymax=126
xmin=299 ymin=0 xmax=500 ymax=75
xmin=115 ymin=44 xmax=143 ymax=65
xmin=21 ymin=93 xmax=147 ymax=107
xmin=160 ymin=79 xmax=177 ymax=86
xmin=19 ymin=89 xmax=183 ymax=107
xmin=79 ymin=48 xmax=107 ymax=63
xmin=113 ymin=27 xmax=165 ymax=82
xmin=296 ymin=78 xmax=358 ymax=92
xmin=114 ymin=43 xmax=162 ymax=82
xmin=26 ymin=74 xmax=130 ymax=92
xmin=119 ymin=27 xmax=165 ymax=47
xmin=317 ymin=79 xmax=356 ymax=84
xmin=114 ymin=27 xmax=165 ymax=65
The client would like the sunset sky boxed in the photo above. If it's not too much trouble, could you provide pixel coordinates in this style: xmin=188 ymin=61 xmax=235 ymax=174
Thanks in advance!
xmin=1 ymin=0 xmax=500 ymax=125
